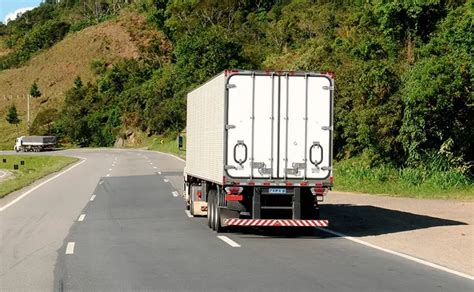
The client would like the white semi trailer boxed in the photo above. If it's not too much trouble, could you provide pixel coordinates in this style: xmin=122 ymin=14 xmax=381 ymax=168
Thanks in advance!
xmin=14 ymin=136 xmax=56 ymax=152
xmin=184 ymin=70 xmax=334 ymax=232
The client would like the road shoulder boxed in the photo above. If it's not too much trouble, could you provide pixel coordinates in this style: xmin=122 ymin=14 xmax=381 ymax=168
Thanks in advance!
xmin=322 ymin=191 xmax=474 ymax=276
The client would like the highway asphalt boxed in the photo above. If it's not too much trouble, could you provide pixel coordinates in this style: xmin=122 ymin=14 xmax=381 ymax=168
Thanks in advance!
xmin=0 ymin=149 xmax=472 ymax=291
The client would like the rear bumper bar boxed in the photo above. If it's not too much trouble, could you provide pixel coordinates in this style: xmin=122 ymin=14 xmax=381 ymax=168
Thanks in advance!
xmin=224 ymin=219 xmax=329 ymax=227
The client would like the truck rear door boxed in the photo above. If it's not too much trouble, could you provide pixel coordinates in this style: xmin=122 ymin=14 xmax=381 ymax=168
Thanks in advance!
xmin=225 ymin=72 xmax=333 ymax=181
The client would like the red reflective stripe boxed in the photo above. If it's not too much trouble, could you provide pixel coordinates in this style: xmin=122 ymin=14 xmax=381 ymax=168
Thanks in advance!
xmin=224 ymin=219 xmax=328 ymax=227
xmin=263 ymin=182 xmax=270 ymax=186
xmin=286 ymin=182 xmax=293 ymax=186
xmin=300 ymin=182 xmax=309 ymax=186
xmin=225 ymin=194 xmax=243 ymax=201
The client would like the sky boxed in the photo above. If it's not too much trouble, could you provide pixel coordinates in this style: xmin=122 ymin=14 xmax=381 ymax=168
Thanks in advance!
xmin=0 ymin=0 xmax=42 ymax=24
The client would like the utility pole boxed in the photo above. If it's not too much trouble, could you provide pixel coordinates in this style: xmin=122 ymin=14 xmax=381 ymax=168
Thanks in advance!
xmin=27 ymin=94 xmax=30 ymax=130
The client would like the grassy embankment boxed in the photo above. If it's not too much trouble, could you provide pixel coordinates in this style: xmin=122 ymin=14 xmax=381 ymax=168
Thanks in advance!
xmin=0 ymin=155 xmax=78 ymax=198
xmin=145 ymin=136 xmax=473 ymax=200
xmin=333 ymin=158 xmax=473 ymax=200
xmin=124 ymin=132 xmax=186 ymax=160
xmin=0 ymin=15 xmax=142 ymax=151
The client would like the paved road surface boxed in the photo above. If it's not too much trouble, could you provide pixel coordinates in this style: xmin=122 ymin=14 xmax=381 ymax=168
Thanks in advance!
xmin=0 ymin=149 xmax=472 ymax=291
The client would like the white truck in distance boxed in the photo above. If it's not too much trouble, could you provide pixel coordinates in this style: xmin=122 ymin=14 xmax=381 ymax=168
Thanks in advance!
xmin=184 ymin=70 xmax=334 ymax=232
xmin=14 ymin=136 xmax=56 ymax=152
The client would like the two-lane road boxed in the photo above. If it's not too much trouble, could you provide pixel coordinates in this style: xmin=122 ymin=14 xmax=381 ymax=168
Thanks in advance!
xmin=0 ymin=149 xmax=472 ymax=291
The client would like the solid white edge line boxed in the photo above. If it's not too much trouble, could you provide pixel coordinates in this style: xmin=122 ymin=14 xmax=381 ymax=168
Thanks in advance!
xmin=317 ymin=228 xmax=474 ymax=281
xmin=185 ymin=210 xmax=193 ymax=218
xmin=217 ymin=236 xmax=241 ymax=248
xmin=90 ymin=195 xmax=96 ymax=201
xmin=78 ymin=214 xmax=86 ymax=222
xmin=65 ymin=242 xmax=75 ymax=254
xmin=158 ymin=151 xmax=185 ymax=162
xmin=0 ymin=159 xmax=86 ymax=212
xmin=172 ymin=191 xmax=179 ymax=197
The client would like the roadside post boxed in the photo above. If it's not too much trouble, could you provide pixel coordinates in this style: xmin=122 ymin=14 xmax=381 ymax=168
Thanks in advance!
xmin=177 ymin=135 xmax=183 ymax=149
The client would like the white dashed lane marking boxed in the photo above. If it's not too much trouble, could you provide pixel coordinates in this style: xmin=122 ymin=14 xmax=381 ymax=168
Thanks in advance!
xmin=163 ymin=179 xmax=169 ymax=183
xmin=65 ymin=242 xmax=75 ymax=254
xmin=172 ymin=191 xmax=179 ymax=197
xmin=217 ymin=236 xmax=241 ymax=248
xmin=90 ymin=195 xmax=96 ymax=201
xmin=78 ymin=214 xmax=86 ymax=222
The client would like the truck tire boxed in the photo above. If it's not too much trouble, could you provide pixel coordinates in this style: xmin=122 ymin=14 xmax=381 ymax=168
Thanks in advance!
xmin=207 ymin=191 xmax=214 ymax=229
xmin=213 ymin=189 xmax=225 ymax=233
xmin=188 ymin=185 xmax=194 ymax=215
xmin=209 ymin=190 xmax=216 ymax=230
xmin=189 ymin=199 xmax=194 ymax=215
xmin=207 ymin=200 xmax=212 ymax=228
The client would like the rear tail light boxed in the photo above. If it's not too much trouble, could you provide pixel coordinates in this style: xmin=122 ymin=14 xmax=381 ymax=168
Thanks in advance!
xmin=225 ymin=186 xmax=244 ymax=202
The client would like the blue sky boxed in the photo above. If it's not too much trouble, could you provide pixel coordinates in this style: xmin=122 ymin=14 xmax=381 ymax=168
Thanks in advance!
xmin=0 ymin=0 xmax=42 ymax=24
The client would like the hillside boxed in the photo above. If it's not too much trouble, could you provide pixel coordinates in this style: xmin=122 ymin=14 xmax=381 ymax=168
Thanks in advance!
xmin=0 ymin=0 xmax=471 ymax=196
xmin=0 ymin=14 xmax=142 ymax=149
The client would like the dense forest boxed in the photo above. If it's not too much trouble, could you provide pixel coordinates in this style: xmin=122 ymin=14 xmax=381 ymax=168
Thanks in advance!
xmin=1 ymin=0 xmax=472 ymax=185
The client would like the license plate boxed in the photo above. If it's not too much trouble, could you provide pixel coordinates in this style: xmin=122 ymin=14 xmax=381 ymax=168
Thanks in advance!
xmin=269 ymin=188 xmax=286 ymax=194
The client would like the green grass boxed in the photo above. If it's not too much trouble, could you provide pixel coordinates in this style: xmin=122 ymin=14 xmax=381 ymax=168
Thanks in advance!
xmin=146 ymin=136 xmax=186 ymax=159
xmin=0 ymin=155 xmax=78 ymax=198
xmin=123 ymin=131 xmax=186 ymax=159
xmin=141 ymin=139 xmax=473 ymax=200
xmin=333 ymin=158 xmax=474 ymax=200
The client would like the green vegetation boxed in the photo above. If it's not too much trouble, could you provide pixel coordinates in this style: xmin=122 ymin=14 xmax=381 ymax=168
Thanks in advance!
xmin=333 ymin=157 xmax=473 ymax=200
xmin=1 ymin=0 xmax=472 ymax=198
xmin=30 ymin=81 xmax=41 ymax=98
xmin=147 ymin=135 xmax=186 ymax=160
xmin=0 ymin=0 xmax=130 ymax=70
xmin=121 ymin=131 xmax=186 ymax=159
xmin=0 ymin=155 xmax=78 ymax=198
xmin=5 ymin=105 xmax=20 ymax=132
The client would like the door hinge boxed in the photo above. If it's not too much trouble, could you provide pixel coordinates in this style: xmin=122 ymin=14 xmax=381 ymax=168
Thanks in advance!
xmin=284 ymin=168 xmax=299 ymax=175
xmin=321 ymin=126 xmax=333 ymax=131
xmin=226 ymin=124 xmax=236 ymax=130
xmin=252 ymin=162 xmax=265 ymax=169
xmin=292 ymin=162 xmax=306 ymax=169
xmin=322 ymin=85 xmax=334 ymax=90
xmin=227 ymin=84 xmax=236 ymax=89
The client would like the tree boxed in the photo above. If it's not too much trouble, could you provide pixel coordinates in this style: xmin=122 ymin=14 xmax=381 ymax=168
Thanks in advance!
xmin=30 ymin=81 xmax=42 ymax=98
xmin=6 ymin=104 xmax=21 ymax=134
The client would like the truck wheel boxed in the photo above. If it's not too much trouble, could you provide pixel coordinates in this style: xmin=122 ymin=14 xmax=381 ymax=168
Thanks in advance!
xmin=213 ymin=190 xmax=225 ymax=233
xmin=207 ymin=191 xmax=214 ymax=229
xmin=209 ymin=190 xmax=217 ymax=230
xmin=189 ymin=198 xmax=194 ymax=215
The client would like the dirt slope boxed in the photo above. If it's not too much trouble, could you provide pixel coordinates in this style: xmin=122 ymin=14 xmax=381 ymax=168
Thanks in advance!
xmin=0 ymin=15 xmax=142 ymax=149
